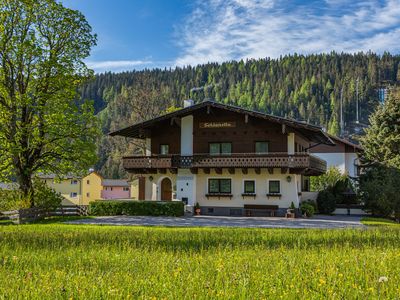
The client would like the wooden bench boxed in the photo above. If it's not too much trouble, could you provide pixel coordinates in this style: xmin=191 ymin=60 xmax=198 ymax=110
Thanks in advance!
xmin=244 ymin=205 xmax=279 ymax=217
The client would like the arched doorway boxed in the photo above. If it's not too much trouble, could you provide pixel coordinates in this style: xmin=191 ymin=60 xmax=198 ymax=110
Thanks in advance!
xmin=160 ymin=178 xmax=172 ymax=201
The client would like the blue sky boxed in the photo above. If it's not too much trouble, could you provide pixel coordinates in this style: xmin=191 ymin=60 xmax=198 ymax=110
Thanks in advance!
xmin=62 ymin=0 xmax=400 ymax=73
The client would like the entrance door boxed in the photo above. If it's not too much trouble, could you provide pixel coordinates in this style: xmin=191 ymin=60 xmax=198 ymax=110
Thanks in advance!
xmin=160 ymin=178 xmax=172 ymax=201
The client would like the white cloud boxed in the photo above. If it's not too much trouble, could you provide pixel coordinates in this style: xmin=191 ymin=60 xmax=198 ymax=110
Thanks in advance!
xmin=86 ymin=60 xmax=154 ymax=73
xmin=175 ymin=0 xmax=400 ymax=66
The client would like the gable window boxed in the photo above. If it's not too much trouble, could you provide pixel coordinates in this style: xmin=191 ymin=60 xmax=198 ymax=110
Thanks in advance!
xmin=160 ymin=144 xmax=169 ymax=155
xmin=255 ymin=141 xmax=269 ymax=154
xmin=268 ymin=180 xmax=280 ymax=194
xmin=86 ymin=192 xmax=90 ymax=197
xmin=87 ymin=180 xmax=90 ymax=184
xmin=209 ymin=142 xmax=232 ymax=155
xmin=71 ymin=180 xmax=78 ymax=185
xmin=208 ymin=179 xmax=231 ymax=194
xmin=243 ymin=180 xmax=255 ymax=194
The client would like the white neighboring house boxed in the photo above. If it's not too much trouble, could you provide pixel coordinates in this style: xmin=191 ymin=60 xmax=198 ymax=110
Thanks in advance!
xmin=309 ymin=134 xmax=362 ymax=178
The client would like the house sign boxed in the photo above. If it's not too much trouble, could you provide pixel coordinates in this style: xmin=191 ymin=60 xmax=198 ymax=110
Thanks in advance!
xmin=199 ymin=122 xmax=236 ymax=128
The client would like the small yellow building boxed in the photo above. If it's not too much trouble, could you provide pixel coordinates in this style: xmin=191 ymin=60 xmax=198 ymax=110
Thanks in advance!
xmin=38 ymin=172 xmax=103 ymax=205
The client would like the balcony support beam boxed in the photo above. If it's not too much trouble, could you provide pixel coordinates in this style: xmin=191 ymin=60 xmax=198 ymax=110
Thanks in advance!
xmin=281 ymin=167 xmax=288 ymax=174
xmin=268 ymin=168 xmax=274 ymax=174
xmin=203 ymin=168 xmax=210 ymax=174
xmin=190 ymin=168 xmax=198 ymax=174
xmin=241 ymin=168 xmax=248 ymax=174
xmin=158 ymin=169 xmax=166 ymax=174
xmin=169 ymin=168 xmax=177 ymax=174
xmin=228 ymin=167 xmax=235 ymax=174
xmin=255 ymin=168 xmax=261 ymax=174
xmin=215 ymin=168 xmax=222 ymax=174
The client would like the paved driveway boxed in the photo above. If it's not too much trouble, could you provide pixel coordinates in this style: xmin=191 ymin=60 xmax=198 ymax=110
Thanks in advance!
xmin=67 ymin=215 xmax=364 ymax=229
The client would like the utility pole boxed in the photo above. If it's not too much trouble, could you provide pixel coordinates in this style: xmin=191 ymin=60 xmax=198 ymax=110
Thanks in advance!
xmin=340 ymin=85 xmax=344 ymax=137
xmin=355 ymin=77 xmax=359 ymax=124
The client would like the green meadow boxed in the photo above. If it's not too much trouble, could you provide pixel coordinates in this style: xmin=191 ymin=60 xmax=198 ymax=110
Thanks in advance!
xmin=0 ymin=224 xmax=399 ymax=299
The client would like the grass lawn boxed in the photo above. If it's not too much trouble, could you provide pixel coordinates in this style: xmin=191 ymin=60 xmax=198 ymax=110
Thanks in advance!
xmin=0 ymin=224 xmax=399 ymax=299
xmin=361 ymin=217 xmax=400 ymax=227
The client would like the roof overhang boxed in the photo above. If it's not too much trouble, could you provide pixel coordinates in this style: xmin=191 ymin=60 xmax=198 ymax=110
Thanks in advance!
xmin=109 ymin=100 xmax=335 ymax=146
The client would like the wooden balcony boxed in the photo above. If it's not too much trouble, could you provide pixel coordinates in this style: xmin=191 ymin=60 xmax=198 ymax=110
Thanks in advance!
xmin=123 ymin=153 xmax=326 ymax=175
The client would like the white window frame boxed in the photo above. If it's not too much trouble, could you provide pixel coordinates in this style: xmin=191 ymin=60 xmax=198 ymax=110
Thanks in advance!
xmin=267 ymin=179 xmax=281 ymax=194
xmin=242 ymin=179 xmax=256 ymax=194
xmin=206 ymin=177 xmax=233 ymax=194
xmin=70 ymin=192 xmax=78 ymax=198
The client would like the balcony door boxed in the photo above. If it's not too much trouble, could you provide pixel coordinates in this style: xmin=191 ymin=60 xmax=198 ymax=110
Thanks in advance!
xmin=160 ymin=177 xmax=172 ymax=201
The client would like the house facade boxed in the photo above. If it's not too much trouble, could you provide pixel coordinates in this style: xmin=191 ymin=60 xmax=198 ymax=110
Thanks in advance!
xmin=309 ymin=135 xmax=362 ymax=178
xmin=101 ymin=179 xmax=131 ymax=199
xmin=110 ymin=100 xmax=334 ymax=216
xmin=39 ymin=172 xmax=131 ymax=205
xmin=39 ymin=172 xmax=103 ymax=205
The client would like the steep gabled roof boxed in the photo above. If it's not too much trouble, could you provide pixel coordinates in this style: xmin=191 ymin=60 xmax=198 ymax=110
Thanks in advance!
xmin=328 ymin=134 xmax=363 ymax=151
xmin=109 ymin=100 xmax=335 ymax=145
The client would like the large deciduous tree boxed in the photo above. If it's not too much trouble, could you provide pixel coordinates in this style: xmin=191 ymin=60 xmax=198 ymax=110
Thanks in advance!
xmin=0 ymin=0 xmax=98 ymax=206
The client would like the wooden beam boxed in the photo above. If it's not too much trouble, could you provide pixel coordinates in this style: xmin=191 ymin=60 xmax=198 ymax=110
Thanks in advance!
xmin=215 ymin=168 xmax=222 ymax=174
xmin=282 ymin=124 xmax=286 ymax=134
xmin=241 ymin=168 xmax=248 ymax=174
xmin=245 ymin=114 xmax=249 ymax=123
xmin=203 ymin=168 xmax=210 ymax=174
xmin=190 ymin=168 xmax=198 ymax=174
xmin=267 ymin=168 xmax=274 ymax=174
xmin=255 ymin=168 xmax=261 ymax=174
xmin=228 ymin=168 xmax=235 ymax=174
xmin=280 ymin=167 xmax=288 ymax=174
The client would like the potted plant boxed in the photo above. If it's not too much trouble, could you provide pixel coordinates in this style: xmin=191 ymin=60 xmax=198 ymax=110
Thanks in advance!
xmin=286 ymin=202 xmax=296 ymax=218
xmin=194 ymin=203 xmax=201 ymax=215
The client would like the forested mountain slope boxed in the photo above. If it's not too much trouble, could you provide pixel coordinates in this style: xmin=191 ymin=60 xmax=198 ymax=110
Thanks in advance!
xmin=80 ymin=52 xmax=400 ymax=178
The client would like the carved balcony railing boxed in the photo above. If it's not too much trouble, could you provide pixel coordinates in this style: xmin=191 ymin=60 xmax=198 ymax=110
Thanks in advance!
xmin=123 ymin=153 xmax=327 ymax=175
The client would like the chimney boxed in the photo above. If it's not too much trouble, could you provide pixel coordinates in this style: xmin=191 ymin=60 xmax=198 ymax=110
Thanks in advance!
xmin=183 ymin=99 xmax=194 ymax=108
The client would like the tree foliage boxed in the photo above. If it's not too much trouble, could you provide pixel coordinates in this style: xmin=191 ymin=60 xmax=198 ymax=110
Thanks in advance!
xmin=0 ymin=0 xmax=98 ymax=205
xmin=359 ymin=88 xmax=400 ymax=168
xmin=359 ymin=164 xmax=400 ymax=221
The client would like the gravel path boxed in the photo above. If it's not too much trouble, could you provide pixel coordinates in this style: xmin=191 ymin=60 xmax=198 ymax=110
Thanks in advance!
xmin=67 ymin=215 xmax=364 ymax=229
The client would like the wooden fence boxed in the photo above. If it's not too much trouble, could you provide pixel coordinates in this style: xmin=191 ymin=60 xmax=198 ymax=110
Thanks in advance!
xmin=0 ymin=205 xmax=89 ymax=224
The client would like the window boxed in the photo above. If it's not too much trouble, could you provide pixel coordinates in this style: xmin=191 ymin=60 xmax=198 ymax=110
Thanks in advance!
xmin=268 ymin=180 xmax=280 ymax=194
xmin=71 ymin=180 xmax=78 ymax=185
xmin=255 ymin=141 xmax=269 ymax=154
xmin=243 ymin=180 xmax=255 ymax=194
xmin=208 ymin=179 xmax=231 ymax=194
xmin=123 ymin=187 xmax=129 ymax=191
xmin=70 ymin=192 xmax=78 ymax=198
xmin=160 ymin=144 xmax=169 ymax=155
xmin=302 ymin=176 xmax=310 ymax=192
xmin=86 ymin=192 xmax=90 ymax=197
xmin=87 ymin=180 xmax=90 ymax=185
xmin=209 ymin=142 xmax=232 ymax=155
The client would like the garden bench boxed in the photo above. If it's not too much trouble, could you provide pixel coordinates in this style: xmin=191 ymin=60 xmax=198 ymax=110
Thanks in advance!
xmin=243 ymin=205 xmax=279 ymax=217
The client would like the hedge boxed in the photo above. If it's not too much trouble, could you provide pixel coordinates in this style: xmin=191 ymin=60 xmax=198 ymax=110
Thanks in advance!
xmin=89 ymin=200 xmax=185 ymax=217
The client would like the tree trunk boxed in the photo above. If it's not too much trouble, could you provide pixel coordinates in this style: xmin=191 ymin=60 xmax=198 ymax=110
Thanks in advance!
xmin=16 ymin=170 xmax=34 ymax=207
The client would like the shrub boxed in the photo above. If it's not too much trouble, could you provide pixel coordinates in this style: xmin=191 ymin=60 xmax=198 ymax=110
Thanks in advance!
xmin=89 ymin=200 xmax=185 ymax=217
xmin=32 ymin=179 xmax=64 ymax=211
xmin=300 ymin=202 xmax=315 ymax=217
xmin=359 ymin=164 xmax=400 ymax=221
xmin=316 ymin=190 xmax=337 ymax=214
xmin=0 ymin=189 xmax=29 ymax=211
